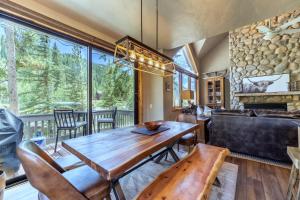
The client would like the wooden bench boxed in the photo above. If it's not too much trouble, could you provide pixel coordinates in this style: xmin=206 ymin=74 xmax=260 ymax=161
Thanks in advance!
xmin=135 ymin=143 xmax=230 ymax=200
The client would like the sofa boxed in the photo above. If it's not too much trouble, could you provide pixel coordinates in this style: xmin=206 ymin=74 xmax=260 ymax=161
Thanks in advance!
xmin=209 ymin=109 xmax=298 ymax=163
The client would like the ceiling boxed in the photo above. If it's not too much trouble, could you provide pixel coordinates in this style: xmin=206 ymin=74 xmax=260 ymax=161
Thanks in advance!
xmin=192 ymin=32 xmax=228 ymax=60
xmin=32 ymin=0 xmax=300 ymax=49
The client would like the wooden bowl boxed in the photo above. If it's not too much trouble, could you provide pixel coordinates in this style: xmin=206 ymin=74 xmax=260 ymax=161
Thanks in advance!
xmin=144 ymin=121 xmax=163 ymax=131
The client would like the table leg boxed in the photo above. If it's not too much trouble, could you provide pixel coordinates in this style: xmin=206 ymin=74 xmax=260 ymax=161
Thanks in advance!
xmin=213 ymin=177 xmax=221 ymax=187
xmin=154 ymin=145 xmax=180 ymax=163
xmin=287 ymin=165 xmax=298 ymax=200
xmin=112 ymin=180 xmax=126 ymax=200
xmin=154 ymin=151 xmax=168 ymax=163
xmin=168 ymin=147 xmax=180 ymax=162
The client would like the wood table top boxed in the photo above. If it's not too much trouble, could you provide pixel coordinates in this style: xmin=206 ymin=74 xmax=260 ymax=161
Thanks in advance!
xmin=62 ymin=121 xmax=199 ymax=180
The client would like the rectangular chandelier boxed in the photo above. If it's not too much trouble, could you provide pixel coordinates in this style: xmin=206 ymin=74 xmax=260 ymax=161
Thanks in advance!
xmin=114 ymin=36 xmax=175 ymax=77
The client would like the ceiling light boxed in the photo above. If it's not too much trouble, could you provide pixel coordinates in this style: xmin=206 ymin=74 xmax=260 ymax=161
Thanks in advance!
xmin=113 ymin=0 xmax=175 ymax=77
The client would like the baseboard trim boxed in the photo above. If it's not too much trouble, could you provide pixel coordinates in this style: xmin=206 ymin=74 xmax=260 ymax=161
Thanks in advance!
xmin=229 ymin=152 xmax=291 ymax=169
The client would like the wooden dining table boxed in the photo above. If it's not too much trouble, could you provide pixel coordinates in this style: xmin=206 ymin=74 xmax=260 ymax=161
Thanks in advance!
xmin=62 ymin=121 xmax=199 ymax=200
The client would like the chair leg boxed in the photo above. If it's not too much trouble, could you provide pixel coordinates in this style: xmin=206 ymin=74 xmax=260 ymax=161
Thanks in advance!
xmin=54 ymin=129 xmax=59 ymax=152
xmin=74 ymin=129 xmax=77 ymax=138
xmin=83 ymin=125 xmax=87 ymax=136
xmin=97 ymin=122 xmax=100 ymax=132
xmin=177 ymin=143 xmax=180 ymax=152
xmin=112 ymin=122 xmax=115 ymax=129
xmin=92 ymin=120 xmax=95 ymax=134
xmin=69 ymin=129 xmax=72 ymax=139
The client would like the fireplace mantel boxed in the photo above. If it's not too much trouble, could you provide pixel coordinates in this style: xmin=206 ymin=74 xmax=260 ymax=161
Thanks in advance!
xmin=235 ymin=91 xmax=300 ymax=97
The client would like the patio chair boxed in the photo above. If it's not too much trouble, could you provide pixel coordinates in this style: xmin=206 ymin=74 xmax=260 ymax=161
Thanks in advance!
xmin=97 ymin=107 xmax=117 ymax=132
xmin=54 ymin=109 xmax=87 ymax=152
xmin=17 ymin=141 xmax=111 ymax=200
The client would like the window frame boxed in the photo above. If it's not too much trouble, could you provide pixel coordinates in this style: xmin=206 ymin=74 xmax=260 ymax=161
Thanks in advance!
xmin=0 ymin=10 xmax=139 ymax=187
xmin=172 ymin=45 xmax=199 ymax=109
xmin=173 ymin=64 xmax=199 ymax=109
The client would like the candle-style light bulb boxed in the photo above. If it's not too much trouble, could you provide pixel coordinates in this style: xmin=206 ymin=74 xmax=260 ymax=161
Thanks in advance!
xmin=139 ymin=55 xmax=144 ymax=63
xmin=129 ymin=51 xmax=136 ymax=61
xmin=155 ymin=61 xmax=160 ymax=68
xmin=148 ymin=59 xmax=153 ymax=67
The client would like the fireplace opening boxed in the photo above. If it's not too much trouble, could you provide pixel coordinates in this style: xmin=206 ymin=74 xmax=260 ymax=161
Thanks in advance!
xmin=244 ymin=103 xmax=287 ymax=111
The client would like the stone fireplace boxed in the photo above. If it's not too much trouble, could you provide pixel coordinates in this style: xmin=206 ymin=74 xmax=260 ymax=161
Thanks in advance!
xmin=229 ymin=9 xmax=300 ymax=111
xmin=236 ymin=92 xmax=300 ymax=111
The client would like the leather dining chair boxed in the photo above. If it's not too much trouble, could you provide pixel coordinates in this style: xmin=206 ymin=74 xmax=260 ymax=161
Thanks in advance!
xmin=17 ymin=141 xmax=111 ymax=200
xmin=176 ymin=113 xmax=198 ymax=153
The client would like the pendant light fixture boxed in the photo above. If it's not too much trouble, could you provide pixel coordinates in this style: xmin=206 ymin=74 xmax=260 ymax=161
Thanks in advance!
xmin=114 ymin=0 xmax=175 ymax=77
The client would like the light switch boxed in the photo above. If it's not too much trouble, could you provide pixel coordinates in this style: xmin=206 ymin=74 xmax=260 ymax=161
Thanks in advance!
xmin=149 ymin=104 xmax=153 ymax=109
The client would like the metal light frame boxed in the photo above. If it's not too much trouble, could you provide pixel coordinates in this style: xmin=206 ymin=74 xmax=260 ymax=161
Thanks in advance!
xmin=114 ymin=36 xmax=175 ymax=77
xmin=114 ymin=0 xmax=175 ymax=77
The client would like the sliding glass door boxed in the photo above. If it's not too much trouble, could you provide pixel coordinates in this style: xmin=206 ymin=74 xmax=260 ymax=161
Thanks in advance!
xmin=0 ymin=13 xmax=137 ymax=185
xmin=0 ymin=16 xmax=88 ymax=182
xmin=92 ymin=49 xmax=135 ymax=131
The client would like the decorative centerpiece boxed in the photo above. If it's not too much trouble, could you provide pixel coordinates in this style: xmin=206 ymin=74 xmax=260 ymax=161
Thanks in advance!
xmin=144 ymin=121 xmax=163 ymax=131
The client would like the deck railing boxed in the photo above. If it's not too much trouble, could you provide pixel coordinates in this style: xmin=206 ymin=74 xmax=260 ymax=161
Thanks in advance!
xmin=20 ymin=110 xmax=134 ymax=144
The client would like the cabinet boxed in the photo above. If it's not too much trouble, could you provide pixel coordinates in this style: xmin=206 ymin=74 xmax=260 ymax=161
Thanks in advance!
xmin=205 ymin=77 xmax=225 ymax=109
xmin=196 ymin=116 xmax=210 ymax=143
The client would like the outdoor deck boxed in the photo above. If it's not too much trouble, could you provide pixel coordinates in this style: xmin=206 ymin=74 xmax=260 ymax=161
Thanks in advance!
xmin=20 ymin=109 xmax=134 ymax=143
xmin=4 ymin=110 xmax=134 ymax=180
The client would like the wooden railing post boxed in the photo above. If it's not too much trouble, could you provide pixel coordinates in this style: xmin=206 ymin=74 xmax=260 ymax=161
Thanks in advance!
xmin=19 ymin=110 xmax=134 ymax=143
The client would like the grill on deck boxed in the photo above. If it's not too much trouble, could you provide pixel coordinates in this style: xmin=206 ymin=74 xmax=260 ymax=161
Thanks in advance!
xmin=0 ymin=109 xmax=23 ymax=171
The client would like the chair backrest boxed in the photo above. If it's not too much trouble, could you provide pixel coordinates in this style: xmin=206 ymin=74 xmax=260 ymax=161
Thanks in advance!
xmin=177 ymin=113 xmax=197 ymax=124
xmin=112 ymin=107 xmax=117 ymax=121
xmin=54 ymin=109 xmax=76 ymax=128
xmin=17 ymin=141 xmax=87 ymax=200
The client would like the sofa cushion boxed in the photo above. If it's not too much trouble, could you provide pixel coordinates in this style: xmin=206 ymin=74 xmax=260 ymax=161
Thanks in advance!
xmin=212 ymin=109 xmax=255 ymax=117
xmin=253 ymin=109 xmax=300 ymax=119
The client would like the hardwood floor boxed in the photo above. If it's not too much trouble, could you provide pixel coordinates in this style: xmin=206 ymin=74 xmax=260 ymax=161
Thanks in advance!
xmin=226 ymin=156 xmax=291 ymax=200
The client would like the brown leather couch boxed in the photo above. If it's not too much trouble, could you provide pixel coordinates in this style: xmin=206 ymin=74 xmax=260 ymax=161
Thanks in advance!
xmin=209 ymin=109 xmax=299 ymax=163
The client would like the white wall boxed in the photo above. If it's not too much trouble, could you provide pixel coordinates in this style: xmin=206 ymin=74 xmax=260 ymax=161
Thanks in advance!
xmin=142 ymin=73 xmax=164 ymax=122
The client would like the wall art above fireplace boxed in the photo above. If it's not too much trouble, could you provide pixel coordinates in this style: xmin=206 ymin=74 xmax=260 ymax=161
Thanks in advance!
xmin=242 ymin=74 xmax=290 ymax=93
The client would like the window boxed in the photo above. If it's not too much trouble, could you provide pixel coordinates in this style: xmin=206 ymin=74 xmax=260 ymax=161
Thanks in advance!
xmin=0 ymin=14 xmax=136 ymax=185
xmin=173 ymin=72 xmax=180 ymax=107
xmin=92 ymin=49 xmax=134 ymax=129
xmin=191 ymin=77 xmax=197 ymax=103
xmin=0 ymin=17 xmax=89 ymax=183
xmin=173 ymin=47 xmax=193 ymax=72
xmin=172 ymin=46 xmax=198 ymax=108
xmin=172 ymin=72 xmax=198 ymax=108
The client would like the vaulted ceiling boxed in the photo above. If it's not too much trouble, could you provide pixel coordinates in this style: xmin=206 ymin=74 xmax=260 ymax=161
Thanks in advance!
xmin=30 ymin=0 xmax=300 ymax=49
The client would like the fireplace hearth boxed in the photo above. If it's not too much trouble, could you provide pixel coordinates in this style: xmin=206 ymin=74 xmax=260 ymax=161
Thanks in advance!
xmin=244 ymin=103 xmax=287 ymax=111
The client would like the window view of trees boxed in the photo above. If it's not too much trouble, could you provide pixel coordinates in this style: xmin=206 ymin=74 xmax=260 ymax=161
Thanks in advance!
xmin=172 ymin=46 xmax=198 ymax=108
xmin=0 ymin=19 xmax=88 ymax=115
xmin=0 ymin=17 xmax=135 ymax=182
xmin=173 ymin=72 xmax=180 ymax=107
xmin=0 ymin=18 xmax=134 ymax=116
xmin=92 ymin=50 xmax=134 ymax=110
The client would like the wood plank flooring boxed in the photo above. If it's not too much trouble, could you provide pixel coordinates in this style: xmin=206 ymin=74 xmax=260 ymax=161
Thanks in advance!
xmin=225 ymin=156 xmax=291 ymax=200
